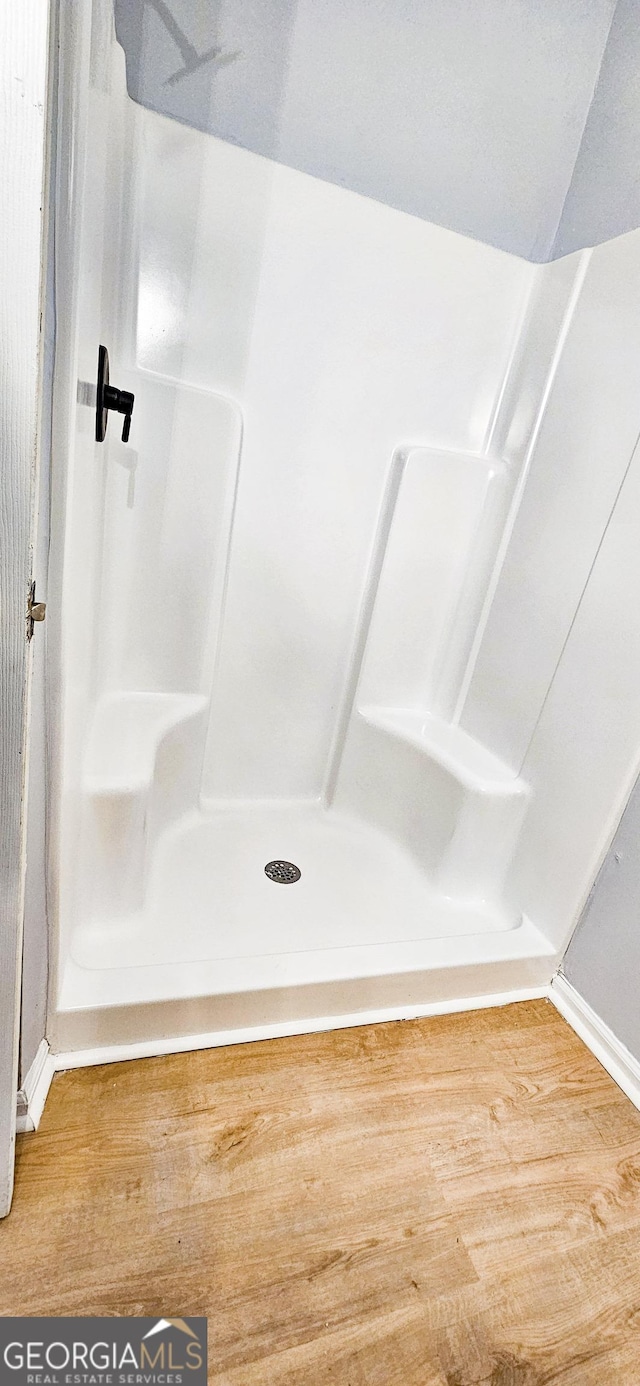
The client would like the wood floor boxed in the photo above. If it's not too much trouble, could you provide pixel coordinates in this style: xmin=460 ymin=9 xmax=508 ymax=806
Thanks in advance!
xmin=2 ymin=1001 xmax=640 ymax=1383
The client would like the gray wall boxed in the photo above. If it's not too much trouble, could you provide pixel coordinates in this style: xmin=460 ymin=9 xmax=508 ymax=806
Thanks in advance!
xmin=563 ymin=776 xmax=640 ymax=1060
xmin=114 ymin=0 xmax=618 ymax=262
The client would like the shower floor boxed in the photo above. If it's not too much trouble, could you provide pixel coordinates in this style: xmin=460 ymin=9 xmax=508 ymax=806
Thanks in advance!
xmin=57 ymin=805 xmax=556 ymax=1050
xmin=71 ymin=803 xmax=515 ymax=973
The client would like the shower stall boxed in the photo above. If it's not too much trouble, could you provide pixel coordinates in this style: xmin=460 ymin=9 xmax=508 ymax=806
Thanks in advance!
xmin=47 ymin=0 xmax=640 ymax=1058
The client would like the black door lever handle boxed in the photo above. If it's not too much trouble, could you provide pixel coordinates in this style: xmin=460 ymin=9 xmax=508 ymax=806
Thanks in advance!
xmin=95 ymin=344 xmax=135 ymax=443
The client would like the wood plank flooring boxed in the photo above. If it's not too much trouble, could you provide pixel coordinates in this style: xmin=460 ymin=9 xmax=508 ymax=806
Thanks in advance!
xmin=2 ymin=1001 xmax=640 ymax=1383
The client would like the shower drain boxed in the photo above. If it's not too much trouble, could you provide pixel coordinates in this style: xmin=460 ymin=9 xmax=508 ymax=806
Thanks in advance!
xmin=264 ymin=860 xmax=301 ymax=884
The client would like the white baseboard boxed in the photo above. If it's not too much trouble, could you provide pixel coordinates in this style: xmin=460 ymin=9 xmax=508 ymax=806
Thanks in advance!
xmin=52 ymin=985 xmax=549 ymax=1073
xmin=550 ymin=974 xmax=640 ymax=1112
xmin=16 ymin=1039 xmax=55 ymax=1133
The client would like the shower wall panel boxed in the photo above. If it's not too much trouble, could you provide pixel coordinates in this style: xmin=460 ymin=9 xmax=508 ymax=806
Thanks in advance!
xmin=462 ymin=229 xmax=640 ymax=770
xmin=510 ymin=433 xmax=640 ymax=950
xmin=131 ymin=113 xmax=535 ymax=800
xmin=461 ymin=225 xmax=640 ymax=947
xmin=52 ymin=17 xmax=137 ymax=967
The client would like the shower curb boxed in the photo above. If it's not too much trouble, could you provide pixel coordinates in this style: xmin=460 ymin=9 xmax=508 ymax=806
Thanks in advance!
xmin=49 ymin=985 xmax=549 ymax=1074
xmin=20 ymin=976 xmax=640 ymax=1130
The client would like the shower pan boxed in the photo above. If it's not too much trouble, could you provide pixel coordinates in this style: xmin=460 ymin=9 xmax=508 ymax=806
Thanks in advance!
xmin=47 ymin=1 xmax=640 ymax=1059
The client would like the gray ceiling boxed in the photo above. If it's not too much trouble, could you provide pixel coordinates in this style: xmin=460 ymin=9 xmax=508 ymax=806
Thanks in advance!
xmin=113 ymin=0 xmax=638 ymax=262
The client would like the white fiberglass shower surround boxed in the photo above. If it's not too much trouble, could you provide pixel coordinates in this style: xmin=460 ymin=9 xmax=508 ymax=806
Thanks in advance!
xmin=49 ymin=1 xmax=640 ymax=1056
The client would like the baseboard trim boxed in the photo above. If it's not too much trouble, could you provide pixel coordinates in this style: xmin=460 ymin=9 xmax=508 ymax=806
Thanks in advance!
xmin=550 ymin=974 xmax=640 ymax=1113
xmin=52 ymin=985 xmax=549 ymax=1073
xmin=16 ymin=1040 xmax=55 ymax=1133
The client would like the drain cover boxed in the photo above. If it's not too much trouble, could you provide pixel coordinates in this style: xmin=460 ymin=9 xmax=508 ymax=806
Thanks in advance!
xmin=264 ymin=860 xmax=301 ymax=884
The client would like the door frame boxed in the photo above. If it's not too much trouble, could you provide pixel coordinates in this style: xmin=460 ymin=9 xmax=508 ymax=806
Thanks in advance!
xmin=0 ymin=0 xmax=51 ymax=1218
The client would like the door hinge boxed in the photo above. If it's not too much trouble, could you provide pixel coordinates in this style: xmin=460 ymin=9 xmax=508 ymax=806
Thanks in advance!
xmin=27 ymin=580 xmax=46 ymax=641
